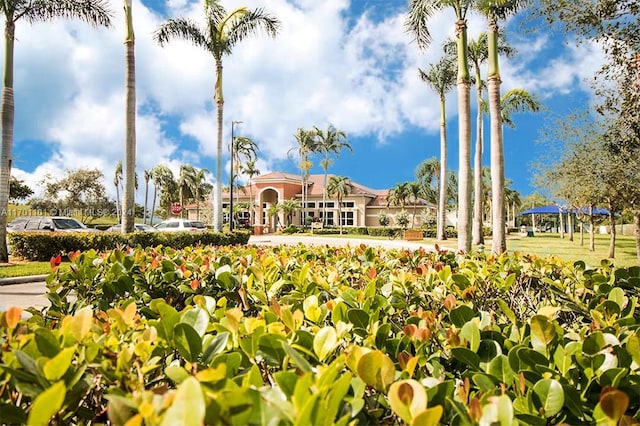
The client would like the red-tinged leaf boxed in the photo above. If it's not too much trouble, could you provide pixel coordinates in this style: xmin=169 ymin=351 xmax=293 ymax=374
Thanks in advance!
xmin=190 ymin=279 xmax=200 ymax=290
xmin=68 ymin=250 xmax=81 ymax=262
xmin=4 ymin=306 xmax=23 ymax=329
xmin=600 ymin=388 xmax=629 ymax=423
xmin=404 ymin=324 xmax=418 ymax=338
xmin=151 ymin=258 xmax=159 ymax=269
xmin=369 ymin=267 xmax=377 ymax=279
xmin=444 ymin=294 xmax=457 ymax=310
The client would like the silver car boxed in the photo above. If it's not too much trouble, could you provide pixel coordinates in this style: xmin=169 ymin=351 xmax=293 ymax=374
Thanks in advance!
xmin=7 ymin=216 xmax=100 ymax=232
xmin=154 ymin=219 xmax=207 ymax=232
xmin=106 ymin=223 xmax=158 ymax=232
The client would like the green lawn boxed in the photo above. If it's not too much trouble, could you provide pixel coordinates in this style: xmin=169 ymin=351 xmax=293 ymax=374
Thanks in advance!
xmin=0 ymin=261 xmax=54 ymax=278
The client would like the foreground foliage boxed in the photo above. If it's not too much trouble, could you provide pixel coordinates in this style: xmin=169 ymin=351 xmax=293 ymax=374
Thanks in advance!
xmin=1 ymin=243 xmax=640 ymax=425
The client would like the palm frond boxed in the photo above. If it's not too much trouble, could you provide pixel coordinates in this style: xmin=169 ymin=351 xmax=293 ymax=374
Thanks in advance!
xmin=224 ymin=7 xmax=281 ymax=49
xmin=154 ymin=18 xmax=208 ymax=49
xmin=22 ymin=0 xmax=112 ymax=27
xmin=405 ymin=0 xmax=439 ymax=50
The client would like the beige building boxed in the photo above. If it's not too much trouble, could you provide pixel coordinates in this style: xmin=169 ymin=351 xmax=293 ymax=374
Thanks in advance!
xmin=187 ymin=172 xmax=436 ymax=233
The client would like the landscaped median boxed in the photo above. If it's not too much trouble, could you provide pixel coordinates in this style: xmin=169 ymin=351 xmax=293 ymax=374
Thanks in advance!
xmin=1 ymin=243 xmax=639 ymax=424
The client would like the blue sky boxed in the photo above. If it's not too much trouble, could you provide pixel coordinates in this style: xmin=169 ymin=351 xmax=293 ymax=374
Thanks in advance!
xmin=4 ymin=0 xmax=605 ymax=202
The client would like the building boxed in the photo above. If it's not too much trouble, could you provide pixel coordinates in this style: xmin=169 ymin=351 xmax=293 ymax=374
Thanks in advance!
xmin=186 ymin=172 xmax=437 ymax=233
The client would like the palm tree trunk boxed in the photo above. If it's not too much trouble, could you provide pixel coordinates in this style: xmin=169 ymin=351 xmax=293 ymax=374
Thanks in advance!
xmin=115 ymin=184 xmax=121 ymax=223
xmin=454 ymin=18 xmax=473 ymax=253
xmin=0 ymin=20 xmax=16 ymax=262
xmin=213 ymin=59 xmax=224 ymax=232
xmin=143 ymin=178 xmax=149 ymax=225
xmin=568 ymin=212 xmax=574 ymax=241
xmin=122 ymin=1 xmax=136 ymax=233
xmin=487 ymin=21 xmax=506 ymax=254
xmin=150 ymin=184 xmax=157 ymax=225
xmin=472 ymin=80 xmax=484 ymax=245
xmin=589 ymin=207 xmax=595 ymax=252
xmin=437 ymin=96 xmax=448 ymax=241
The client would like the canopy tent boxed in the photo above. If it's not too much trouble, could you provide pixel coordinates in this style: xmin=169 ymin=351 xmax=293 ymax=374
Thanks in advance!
xmin=519 ymin=205 xmax=611 ymax=216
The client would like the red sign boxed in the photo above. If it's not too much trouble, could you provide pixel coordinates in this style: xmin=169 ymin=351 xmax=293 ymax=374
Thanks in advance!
xmin=170 ymin=202 xmax=183 ymax=215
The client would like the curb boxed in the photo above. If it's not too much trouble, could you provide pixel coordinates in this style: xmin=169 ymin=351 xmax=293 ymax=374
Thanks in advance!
xmin=0 ymin=274 xmax=48 ymax=286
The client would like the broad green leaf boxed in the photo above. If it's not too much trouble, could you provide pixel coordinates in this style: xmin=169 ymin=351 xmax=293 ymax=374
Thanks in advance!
xmin=66 ymin=306 xmax=93 ymax=342
xmin=627 ymin=335 xmax=640 ymax=366
xmin=281 ymin=342 xmax=313 ymax=372
xmin=530 ymin=315 xmax=556 ymax=353
xmin=274 ymin=370 xmax=299 ymax=398
xmin=388 ymin=379 xmax=427 ymax=424
xmin=202 ymin=332 xmax=229 ymax=364
xmin=410 ymin=405 xmax=443 ymax=426
xmin=357 ymin=350 xmax=395 ymax=392
xmin=607 ymin=287 xmax=625 ymax=309
xmin=27 ymin=381 xmax=65 ymax=426
xmin=43 ymin=346 xmax=76 ymax=381
xmin=160 ymin=377 xmax=205 ymax=426
xmin=303 ymin=295 xmax=322 ymax=322
xmin=497 ymin=299 xmax=517 ymax=324
xmin=258 ymin=334 xmax=287 ymax=366
xmin=195 ymin=364 xmax=227 ymax=383
xmin=173 ymin=323 xmax=202 ymax=363
xmin=532 ymin=378 xmax=564 ymax=418
xmin=487 ymin=355 xmax=516 ymax=386
xmin=347 ymin=309 xmax=370 ymax=329
xmin=322 ymin=373 xmax=352 ymax=426
xmin=449 ymin=305 xmax=475 ymax=328
xmin=314 ymin=326 xmax=338 ymax=362
xmin=181 ymin=308 xmax=209 ymax=336
xmin=165 ymin=365 xmax=190 ymax=384
xmin=451 ymin=347 xmax=480 ymax=370
xmin=34 ymin=328 xmax=61 ymax=358
xmin=460 ymin=320 xmax=481 ymax=352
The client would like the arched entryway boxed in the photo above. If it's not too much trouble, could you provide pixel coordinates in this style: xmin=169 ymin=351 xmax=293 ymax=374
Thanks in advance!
xmin=257 ymin=188 xmax=280 ymax=234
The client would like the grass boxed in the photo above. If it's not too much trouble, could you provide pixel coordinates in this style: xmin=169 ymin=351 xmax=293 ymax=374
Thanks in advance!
xmin=0 ymin=260 xmax=55 ymax=278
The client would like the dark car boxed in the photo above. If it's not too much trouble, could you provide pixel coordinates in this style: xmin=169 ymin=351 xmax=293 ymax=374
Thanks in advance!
xmin=7 ymin=216 xmax=100 ymax=233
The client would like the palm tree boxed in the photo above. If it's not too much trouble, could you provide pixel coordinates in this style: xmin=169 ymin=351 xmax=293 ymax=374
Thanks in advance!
xmin=122 ymin=0 xmax=136 ymax=233
xmin=154 ymin=2 xmax=280 ymax=232
xmin=232 ymin=135 xmax=258 ymax=208
xmin=314 ymin=125 xmax=351 ymax=226
xmin=114 ymin=161 xmax=123 ymax=223
xmin=178 ymin=164 xmax=197 ymax=218
xmin=143 ymin=169 xmax=151 ymax=224
xmin=193 ymin=167 xmax=211 ymax=221
xmin=150 ymin=164 xmax=175 ymax=223
xmin=280 ymin=199 xmax=300 ymax=226
xmin=407 ymin=181 xmax=422 ymax=229
xmin=387 ymin=182 xmax=410 ymax=210
xmin=288 ymin=128 xmax=318 ymax=226
xmin=477 ymin=0 xmax=530 ymax=254
xmin=242 ymin=159 xmax=260 ymax=225
xmin=0 ymin=1 xmax=112 ymax=261
xmin=419 ymin=57 xmax=456 ymax=241
xmin=326 ymin=175 xmax=352 ymax=235
xmin=407 ymin=0 xmax=474 ymax=252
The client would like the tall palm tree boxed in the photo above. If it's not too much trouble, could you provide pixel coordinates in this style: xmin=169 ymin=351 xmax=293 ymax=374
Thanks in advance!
xmin=407 ymin=181 xmax=422 ymax=229
xmin=314 ymin=124 xmax=351 ymax=226
xmin=0 ymin=0 xmax=112 ymax=261
xmin=122 ymin=0 xmax=136 ymax=233
xmin=114 ymin=160 xmax=123 ymax=223
xmin=193 ymin=167 xmax=211 ymax=221
xmin=143 ymin=169 xmax=151 ymax=224
xmin=150 ymin=164 xmax=175 ymax=223
xmin=288 ymin=128 xmax=318 ymax=226
xmin=242 ymin=159 xmax=260 ymax=225
xmin=178 ymin=164 xmax=197 ymax=218
xmin=327 ymin=175 xmax=352 ymax=235
xmin=154 ymin=1 xmax=280 ymax=232
xmin=232 ymin=135 xmax=258 ymax=208
xmin=407 ymin=0 xmax=474 ymax=252
xmin=477 ymin=0 xmax=530 ymax=254
xmin=387 ymin=182 xmax=410 ymax=210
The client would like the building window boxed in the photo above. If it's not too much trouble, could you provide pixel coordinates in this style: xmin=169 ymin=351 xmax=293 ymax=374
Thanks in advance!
xmin=343 ymin=201 xmax=355 ymax=208
xmin=341 ymin=211 xmax=354 ymax=226
xmin=320 ymin=202 xmax=335 ymax=208
xmin=222 ymin=203 xmax=229 ymax=209
xmin=306 ymin=202 xmax=316 ymax=208
xmin=321 ymin=211 xmax=334 ymax=226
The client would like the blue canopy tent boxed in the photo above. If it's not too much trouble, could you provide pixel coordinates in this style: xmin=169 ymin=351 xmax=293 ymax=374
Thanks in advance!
xmin=518 ymin=205 xmax=612 ymax=235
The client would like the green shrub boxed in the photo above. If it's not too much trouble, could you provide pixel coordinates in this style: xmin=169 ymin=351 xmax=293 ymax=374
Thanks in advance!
xmin=8 ymin=230 xmax=251 ymax=261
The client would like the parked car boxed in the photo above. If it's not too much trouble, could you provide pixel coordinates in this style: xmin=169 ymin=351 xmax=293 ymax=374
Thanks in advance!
xmin=154 ymin=219 xmax=207 ymax=232
xmin=105 ymin=223 xmax=158 ymax=232
xmin=7 ymin=216 xmax=100 ymax=232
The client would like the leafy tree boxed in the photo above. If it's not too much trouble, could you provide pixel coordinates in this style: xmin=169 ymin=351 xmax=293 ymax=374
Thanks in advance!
xmin=280 ymin=198 xmax=300 ymax=226
xmin=314 ymin=124 xmax=351 ymax=226
xmin=154 ymin=1 xmax=280 ymax=232
xmin=150 ymin=164 xmax=176 ymax=221
xmin=0 ymin=0 xmax=112 ymax=261
xmin=378 ymin=211 xmax=390 ymax=227
xmin=9 ymin=176 xmax=32 ymax=202
xmin=326 ymin=175 xmax=352 ymax=235
xmin=232 ymin=135 xmax=258 ymax=212
xmin=122 ymin=0 xmax=137 ymax=233
xmin=193 ymin=167 xmax=211 ymax=222
xmin=35 ymin=168 xmax=112 ymax=223
xmin=407 ymin=0 xmax=474 ymax=252
xmin=143 ymin=169 xmax=151 ymax=224
xmin=114 ymin=160 xmax=123 ymax=223
xmin=387 ymin=182 xmax=410 ymax=210
xmin=178 ymin=164 xmax=197 ymax=218
xmin=419 ymin=57 xmax=456 ymax=240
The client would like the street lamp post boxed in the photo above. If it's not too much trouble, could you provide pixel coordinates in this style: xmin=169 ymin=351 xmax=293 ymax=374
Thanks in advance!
xmin=230 ymin=120 xmax=243 ymax=231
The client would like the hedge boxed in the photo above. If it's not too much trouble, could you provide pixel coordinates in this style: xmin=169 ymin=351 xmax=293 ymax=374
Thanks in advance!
xmin=8 ymin=230 xmax=252 ymax=261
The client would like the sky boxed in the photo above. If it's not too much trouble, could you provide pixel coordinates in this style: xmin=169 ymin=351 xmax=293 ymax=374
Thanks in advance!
xmin=3 ymin=0 xmax=605 ymax=204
